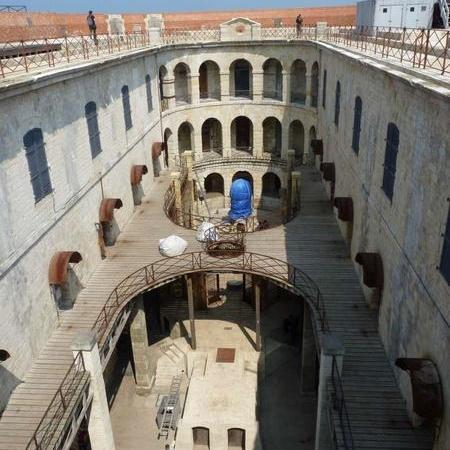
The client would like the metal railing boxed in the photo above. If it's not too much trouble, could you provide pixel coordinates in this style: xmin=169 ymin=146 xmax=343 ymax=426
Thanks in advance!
xmin=26 ymin=352 xmax=89 ymax=449
xmin=0 ymin=32 xmax=150 ymax=78
xmin=326 ymin=26 xmax=450 ymax=75
xmin=204 ymin=222 xmax=246 ymax=258
xmin=161 ymin=27 xmax=221 ymax=44
xmin=91 ymin=251 xmax=330 ymax=346
xmin=330 ymin=355 xmax=354 ymax=450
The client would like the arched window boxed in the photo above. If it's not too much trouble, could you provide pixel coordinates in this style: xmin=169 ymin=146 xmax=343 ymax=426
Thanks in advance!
xmin=201 ymin=118 xmax=223 ymax=155
xmin=290 ymin=59 xmax=307 ymax=104
xmin=174 ymin=62 xmax=191 ymax=104
xmin=263 ymin=58 xmax=283 ymax=100
xmin=352 ymin=96 xmax=362 ymax=154
xmin=230 ymin=59 xmax=252 ymax=99
xmin=334 ymin=81 xmax=341 ymax=126
xmin=262 ymin=173 xmax=281 ymax=198
xmin=23 ymin=128 xmax=52 ymax=202
xmin=85 ymin=101 xmax=102 ymax=158
xmin=199 ymin=60 xmax=221 ymax=100
xmin=193 ymin=427 xmax=210 ymax=449
xmin=178 ymin=122 xmax=194 ymax=154
xmin=121 ymin=85 xmax=132 ymax=130
xmin=381 ymin=123 xmax=399 ymax=201
xmin=439 ymin=206 xmax=450 ymax=284
xmin=228 ymin=428 xmax=245 ymax=450
xmin=321 ymin=68 xmax=327 ymax=108
xmin=262 ymin=117 xmax=282 ymax=156
xmin=204 ymin=173 xmax=224 ymax=195
xmin=145 ymin=74 xmax=152 ymax=112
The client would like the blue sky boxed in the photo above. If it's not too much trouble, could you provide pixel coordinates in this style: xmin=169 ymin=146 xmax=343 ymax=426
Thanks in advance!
xmin=13 ymin=0 xmax=353 ymax=13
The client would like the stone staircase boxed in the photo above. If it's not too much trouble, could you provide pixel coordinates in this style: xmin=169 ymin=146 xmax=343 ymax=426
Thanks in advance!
xmin=154 ymin=340 xmax=189 ymax=392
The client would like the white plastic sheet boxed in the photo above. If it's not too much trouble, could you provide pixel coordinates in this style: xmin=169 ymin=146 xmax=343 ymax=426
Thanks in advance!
xmin=196 ymin=222 xmax=218 ymax=242
xmin=159 ymin=235 xmax=188 ymax=257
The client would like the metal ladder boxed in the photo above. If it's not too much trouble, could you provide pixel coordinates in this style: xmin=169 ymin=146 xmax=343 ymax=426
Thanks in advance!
xmin=158 ymin=375 xmax=182 ymax=439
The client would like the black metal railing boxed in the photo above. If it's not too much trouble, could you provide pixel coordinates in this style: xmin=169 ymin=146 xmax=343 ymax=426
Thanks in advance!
xmin=330 ymin=355 xmax=354 ymax=450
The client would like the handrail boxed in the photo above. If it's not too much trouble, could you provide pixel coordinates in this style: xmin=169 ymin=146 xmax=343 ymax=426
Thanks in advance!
xmin=26 ymin=351 xmax=88 ymax=449
xmin=204 ymin=222 xmax=246 ymax=258
xmin=330 ymin=355 xmax=354 ymax=450
xmin=91 ymin=251 xmax=330 ymax=347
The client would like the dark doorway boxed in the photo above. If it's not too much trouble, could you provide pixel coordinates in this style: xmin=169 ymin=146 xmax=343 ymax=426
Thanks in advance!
xmin=228 ymin=428 xmax=245 ymax=449
xmin=233 ymin=59 xmax=251 ymax=98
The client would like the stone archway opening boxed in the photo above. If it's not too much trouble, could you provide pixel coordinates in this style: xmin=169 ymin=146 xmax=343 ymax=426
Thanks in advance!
xmin=263 ymin=58 xmax=283 ymax=101
xmin=289 ymin=120 xmax=305 ymax=160
xmin=231 ymin=116 xmax=253 ymax=155
xmin=311 ymin=62 xmax=319 ymax=107
xmin=290 ymin=59 xmax=307 ymax=105
xmin=199 ymin=60 xmax=221 ymax=101
xmin=230 ymin=59 xmax=252 ymax=99
xmin=174 ymin=62 xmax=191 ymax=104
xmin=178 ymin=122 xmax=194 ymax=155
xmin=202 ymin=118 xmax=223 ymax=156
xmin=262 ymin=117 xmax=282 ymax=157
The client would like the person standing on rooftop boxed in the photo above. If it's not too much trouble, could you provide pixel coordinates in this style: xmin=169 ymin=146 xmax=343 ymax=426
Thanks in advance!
xmin=87 ymin=10 xmax=97 ymax=42
xmin=296 ymin=13 xmax=304 ymax=37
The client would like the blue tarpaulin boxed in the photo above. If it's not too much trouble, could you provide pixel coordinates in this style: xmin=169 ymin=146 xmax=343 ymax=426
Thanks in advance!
xmin=229 ymin=178 xmax=252 ymax=221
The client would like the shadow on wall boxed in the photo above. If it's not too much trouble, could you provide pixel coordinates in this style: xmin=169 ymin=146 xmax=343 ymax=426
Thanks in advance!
xmin=0 ymin=366 xmax=22 ymax=414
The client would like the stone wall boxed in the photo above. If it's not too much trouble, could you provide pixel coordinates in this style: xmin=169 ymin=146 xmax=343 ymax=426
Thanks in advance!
xmin=0 ymin=52 xmax=162 ymax=411
xmin=317 ymin=44 xmax=450 ymax=450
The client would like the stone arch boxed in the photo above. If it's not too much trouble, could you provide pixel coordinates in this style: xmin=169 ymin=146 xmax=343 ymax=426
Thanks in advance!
xmin=230 ymin=59 xmax=253 ymax=99
xmin=174 ymin=62 xmax=191 ymax=104
xmin=163 ymin=127 xmax=173 ymax=166
xmin=311 ymin=61 xmax=319 ymax=107
xmin=262 ymin=117 xmax=282 ymax=156
xmin=290 ymin=59 xmax=307 ymax=104
xmin=158 ymin=65 xmax=168 ymax=100
xmin=232 ymin=171 xmax=253 ymax=193
xmin=93 ymin=252 xmax=328 ymax=364
xmin=263 ymin=58 xmax=283 ymax=100
xmin=231 ymin=116 xmax=253 ymax=155
xmin=201 ymin=118 xmax=223 ymax=155
xmin=262 ymin=172 xmax=281 ymax=198
xmin=199 ymin=60 xmax=221 ymax=100
xmin=289 ymin=120 xmax=305 ymax=160
xmin=178 ymin=122 xmax=194 ymax=155
xmin=204 ymin=173 xmax=225 ymax=195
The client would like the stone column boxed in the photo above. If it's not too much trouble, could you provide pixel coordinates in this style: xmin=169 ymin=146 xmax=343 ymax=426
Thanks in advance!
xmin=190 ymin=74 xmax=200 ymax=105
xmin=163 ymin=77 xmax=176 ymax=109
xmin=72 ymin=332 xmax=116 ymax=450
xmin=253 ymin=125 xmax=263 ymax=159
xmin=183 ymin=151 xmax=196 ymax=214
xmin=220 ymin=71 xmax=230 ymax=102
xmin=185 ymin=275 xmax=197 ymax=350
xmin=254 ymin=277 xmax=261 ymax=352
xmin=222 ymin=119 xmax=232 ymax=158
xmin=285 ymin=150 xmax=295 ymax=221
xmin=301 ymin=302 xmax=317 ymax=392
xmin=315 ymin=333 xmax=345 ymax=450
xmin=306 ymin=74 xmax=312 ymax=108
xmin=281 ymin=125 xmax=289 ymax=159
xmin=193 ymin=130 xmax=203 ymax=160
xmin=282 ymin=70 xmax=290 ymax=104
xmin=252 ymin=70 xmax=264 ymax=101
xmin=130 ymin=296 xmax=152 ymax=395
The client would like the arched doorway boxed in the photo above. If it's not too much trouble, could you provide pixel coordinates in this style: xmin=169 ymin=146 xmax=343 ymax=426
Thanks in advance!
xmin=263 ymin=58 xmax=283 ymax=100
xmin=231 ymin=116 xmax=253 ymax=155
xmin=199 ymin=60 xmax=221 ymax=100
xmin=262 ymin=172 xmax=281 ymax=198
xmin=289 ymin=120 xmax=305 ymax=160
xmin=174 ymin=62 xmax=191 ymax=104
xmin=262 ymin=117 xmax=282 ymax=157
xmin=202 ymin=118 xmax=223 ymax=155
xmin=228 ymin=428 xmax=245 ymax=450
xmin=290 ymin=59 xmax=307 ymax=104
xmin=230 ymin=59 xmax=252 ymax=99
xmin=178 ymin=122 xmax=194 ymax=155
xmin=204 ymin=173 xmax=224 ymax=195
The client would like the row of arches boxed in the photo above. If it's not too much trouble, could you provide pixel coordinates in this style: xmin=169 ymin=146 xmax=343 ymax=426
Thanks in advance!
xmin=159 ymin=58 xmax=319 ymax=104
xmin=204 ymin=171 xmax=282 ymax=199
xmin=164 ymin=117 xmax=316 ymax=159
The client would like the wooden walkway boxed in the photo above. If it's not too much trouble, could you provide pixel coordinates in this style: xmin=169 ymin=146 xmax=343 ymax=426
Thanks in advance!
xmin=0 ymin=167 xmax=432 ymax=449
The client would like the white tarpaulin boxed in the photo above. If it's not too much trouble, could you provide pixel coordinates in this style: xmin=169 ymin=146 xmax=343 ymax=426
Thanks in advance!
xmin=159 ymin=235 xmax=188 ymax=257
xmin=196 ymin=222 xmax=219 ymax=242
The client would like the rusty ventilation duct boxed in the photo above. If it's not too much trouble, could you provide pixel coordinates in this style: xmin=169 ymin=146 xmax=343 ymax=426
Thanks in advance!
xmin=355 ymin=252 xmax=384 ymax=290
xmin=99 ymin=198 xmax=123 ymax=223
xmin=320 ymin=162 xmax=336 ymax=183
xmin=333 ymin=197 xmax=353 ymax=222
xmin=152 ymin=142 xmax=166 ymax=159
xmin=48 ymin=251 xmax=82 ymax=285
xmin=311 ymin=139 xmax=323 ymax=157
xmin=130 ymin=165 xmax=148 ymax=185
xmin=395 ymin=358 xmax=443 ymax=420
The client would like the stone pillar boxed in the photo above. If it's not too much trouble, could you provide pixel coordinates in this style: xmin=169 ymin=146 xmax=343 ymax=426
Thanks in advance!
xmin=315 ymin=333 xmax=345 ymax=450
xmin=301 ymin=302 xmax=317 ymax=392
xmin=281 ymin=125 xmax=289 ymax=159
xmin=282 ymin=70 xmax=290 ymax=104
xmin=252 ymin=70 xmax=264 ymax=101
xmin=183 ymin=151 xmax=196 ymax=210
xmin=287 ymin=149 xmax=295 ymax=173
xmin=185 ymin=275 xmax=197 ymax=350
xmin=254 ymin=278 xmax=261 ymax=352
xmin=190 ymin=74 xmax=200 ymax=105
xmin=306 ymin=75 xmax=312 ymax=108
xmin=193 ymin=130 xmax=203 ymax=160
xmin=72 ymin=332 xmax=116 ymax=450
xmin=130 ymin=296 xmax=152 ymax=395
xmin=253 ymin=125 xmax=263 ymax=159
xmin=223 ymin=119 xmax=232 ymax=158
xmin=164 ymin=77 xmax=176 ymax=109
xmin=285 ymin=150 xmax=295 ymax=221
xmin=291 ymin=171 xmax=301 ymax=215
xmin=220 ymin=71 xmax=230 ymax=102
